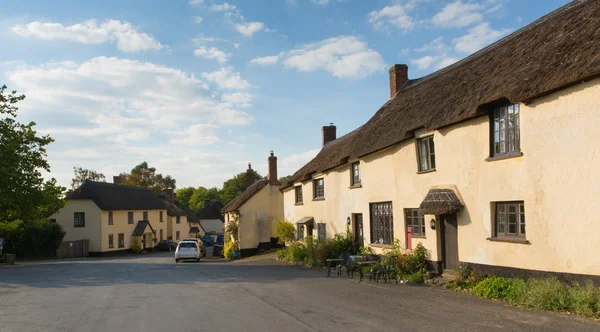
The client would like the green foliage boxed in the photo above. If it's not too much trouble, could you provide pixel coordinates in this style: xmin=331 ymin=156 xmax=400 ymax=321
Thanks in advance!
xmin=71 ymin=166 xmax=106 ymax=190
xmin=521 ymin=278 xmax=573 ymax=311
xmin=285 ymin=242 xmax=306 ymax=263
xmin=119 ymin=162 xmax=176 ymax=194
xmin=224 ymin=211 xmax=239 ymax=243
xmin=131 ymin=238 xmax=143 ymax=254
xmin=570 ymin=281 xmax=600 ymax=317
xmin=223 ymin=241 xmax=238 ymax=260
xmin=0 ymin=219 xmax=66 ymax=258
xmin=397 ymin=243 xmax=430 ymax=278
xmin=175 ymin=187 xmax=196 ymax=208
xmin=406 ymin=271 xmax=427 ymax=284
xmin=359 ymin=246 xmax=374 ymax=256
xmin=0 ymin=85 xmax=66 ymax=222
xmin=220 ymin=170 xmax=263 ymax=204
xmin=278 ymin=175 xmax=292 ymax=184
xmin=276 ymin=249 xmax=287 ymax=260
xmin=454 ymin=267 xmax=483 ymax=289
xmin=327 ymin=230 xmax=356 ymax=258
xmin=473 ymin=277 xmax=526 ymax=302
xmin=275 ymin=220 xmax=296 ymax=245
xmin=188 ymin=186 xmax=222 ymax=211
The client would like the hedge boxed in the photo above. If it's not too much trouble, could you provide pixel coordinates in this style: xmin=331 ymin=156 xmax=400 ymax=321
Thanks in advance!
xmin=0 ymin=219 xmax=65 ymax=258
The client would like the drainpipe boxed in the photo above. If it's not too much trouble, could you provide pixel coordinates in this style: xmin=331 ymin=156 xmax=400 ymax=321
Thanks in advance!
xmin=407 ymin=228 xmax=413 ymax=251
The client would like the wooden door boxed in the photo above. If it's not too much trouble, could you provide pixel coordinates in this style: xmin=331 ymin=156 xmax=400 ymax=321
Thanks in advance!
xmin=353 ymin=214 xmax=364 ymax=250
xmin=442 ymin=214 xmax=459 ymax=270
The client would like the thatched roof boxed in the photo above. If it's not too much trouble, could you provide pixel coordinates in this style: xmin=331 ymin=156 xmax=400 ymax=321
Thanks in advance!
xmin=67 ymin=180 xmax=166 ymax=210
xmin=196 ymin=201 xmax=225 ymax=221
xmin=281 ymin=0 xmax=600 ymax=190
xmin=158 ymin=195 xmax=188 ymax=217
xmin=132 ymin=221 xmax=154 ymax=236
xmin=419 ymin=189 xmax=463 ymax=216
xmin=221 ymin=178 xmax=269 ymax=213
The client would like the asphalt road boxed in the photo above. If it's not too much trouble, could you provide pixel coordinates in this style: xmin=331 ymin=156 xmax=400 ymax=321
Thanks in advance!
xmin=0 ymin=252 xmax=597 ymax=332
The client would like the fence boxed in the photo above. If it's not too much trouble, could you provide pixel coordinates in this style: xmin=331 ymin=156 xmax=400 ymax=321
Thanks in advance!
xmin=56 ymin=240 xmax=89 ymax=259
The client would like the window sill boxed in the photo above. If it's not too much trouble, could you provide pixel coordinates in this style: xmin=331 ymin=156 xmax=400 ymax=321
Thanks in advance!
xmin=312 ymin=197 xmax=325 ymax=201
xmin=416 ymin=169 xmax=436 ymax=174
xmin=487 ymin=237 xmax=530 ymax=244
xmin=486 ymin=152 xmax=523 ymax=162
xmin=73 ymin=225 xmax=85 ymax=228
xmin=108 ymin=224 xmax=113 ymax=226
xmin=370 ymin=243 xmax=394 ymax=249
xmin=349 ymin=184 xmax=362 ymax=189
xmin=294 ymin=202 xmax=304 ymax=206
xmin=411 ymin=235 xmax=426 ymax=239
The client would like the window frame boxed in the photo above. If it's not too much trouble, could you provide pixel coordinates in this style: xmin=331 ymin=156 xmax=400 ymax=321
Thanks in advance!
xmin=313 ymin=178 xmax=324 ymax=200
xmin=176 ymin=231 xmax=180 ymax=240
xmin=404 ymin=208 xmax=426 ymax=238
xmin=108 ymin=211 xmax=113 ymax=225
xmin=176 ymin=216 xmax=181 ymax=224
xmin=128 ymin=212 xmax=134 ymax=224
xmin=416 ymin=136 xmax=436 ymax=172
xmin=295 ymin=186 xmax=303 ymax=204
xmin=351 ymin=162 xmax=361 ymax=187
xmin=369 ymin=202 xmax=394 ymax=245
xmin=297 ymin=224 xmax=305 ymax=241
xmin=317 ymin=223 xmax=326 ymax=240
xmin=160 ymin=211 xmax=164 ymax=222
xmin=160 ymin=229 xmax=163 ymax=241
xmin=74 ymin=212 xmax=85 ymax=227
xmin=490 ymin=104 xmax=521 ymax=158
xmin=118 ymin=233 xmax=125 ymax=248
xmin=108 ymin=234 xmax=114 ymax=249
xmin=143 ymin=211 xmax=148 ymax=221
xmin=493 ymin=201 xmax=526 ymax=239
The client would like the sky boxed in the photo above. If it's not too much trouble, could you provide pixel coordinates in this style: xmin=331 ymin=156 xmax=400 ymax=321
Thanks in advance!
xmin=0 ymin=0 xmax=570 ymax=189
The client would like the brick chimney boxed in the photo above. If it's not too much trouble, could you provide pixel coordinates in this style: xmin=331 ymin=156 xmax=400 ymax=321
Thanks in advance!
xmin=162 ymin=188 xmax=174 ymax=202
xmin=113 ymin=176 xmax=123 ymax=185
xmin=267 ymin=151 xmax=278 ymax=186
xmin=246 ymin=163 xmax=254 ymax=188
xmin=322 ymin=123 xmax=336 ymax=146
xmin=389 ymin=64 xmax=408 ymax=98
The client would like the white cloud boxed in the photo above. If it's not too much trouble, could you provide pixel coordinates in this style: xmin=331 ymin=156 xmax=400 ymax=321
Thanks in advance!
xmin=221 ymin=92 xmax=253 ymax=108
xmin=211 ymin=2 xmax=237 ymax=12
xmin=194 ymin=46 xmax=231 ymax=64
xmin=368 ymin=5 xmax=414 ymax=32
xmin=431 ymin=0 xmax=483 ymax=27
xmin=311 ymin=0 xmax=330 ymax=4
xmin=10 ymin=19 xmax=163 ymax=52
xmin=411 ymin=54 xmax=459 ymax=70
xmin=453 ymin=22 xmax=511 ymax=53
xmin=189 ymin=0 xmax=203 ymax=5
xmin=202 ymin=67 xmax=252 ymax=90
xmin=277 ymin=36 xmax=386 ymax=79
xmin=170 ymin=124 xmax=220 ymax=146
xmin=192 ymin=16 xmax=204 ymax=24
xmin=414 ymin=36 xmax=447 ymax=52
xmin=234 ymin=22 xmax=265 ymax=37
xmin=249 ymin=55 xmax=279 ymax=66
xmin=279 ymin=149 xmax=320 ymax=178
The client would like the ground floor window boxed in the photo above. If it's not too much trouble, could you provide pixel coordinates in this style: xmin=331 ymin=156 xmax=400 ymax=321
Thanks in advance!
xmin=317 ymin=223 xmax=326 ymax=240
xmin=176 ymin=231 xmax=180 ymax=240
xmin=108 ymin=234 xmax=114 ymax=248
xmin=160 ymin=229 xmax=163 ymax=241
xmin=297 ymin=224 xmax=305 ymax=241
xmin=370 ymin=202 xmax=393 ymax=245
xmin=118 ymin=233 xmax=125 ymax=248
xmin=494 ymin=201 xmax=526 ymax=238
xmin=405 ymin=208 xmax=425 ymax=237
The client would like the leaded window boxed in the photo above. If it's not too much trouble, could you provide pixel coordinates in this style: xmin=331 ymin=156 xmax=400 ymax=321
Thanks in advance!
xmin=492 ymin=104 xmax=520 ymax=156
xmin=108 ymin=234 xmax=114 ymax=248
xmin=295 ymin=186 xmax=303 ymax=204
xmin=318 ymin=223 xmax=326 ymax=240
xmin=297 ymin=224 xmax=305 ymax=241
xmin=108 ymin=211 xmax=113 ymax=225
xmin=370 ymin=202 xmax=393 ymax=245
xmin=128 ymin=212 xmax=134 ymax=224
xmin=313 ymin=178 xmax=324 ymax=199
xmin=118 ymin=233 xmax=125 ymax=248
xmin=351 ymin=162 xmax=361 ymax=186
xmin=495 ymin=201 xmax=525 ymax=238
xmin=405 ymin=208 xmax=425 ymax=237
xmin=417 ymin=136 xmax=435 ymax=172
xmin=74 ymin=212 xmax=85 ymax=227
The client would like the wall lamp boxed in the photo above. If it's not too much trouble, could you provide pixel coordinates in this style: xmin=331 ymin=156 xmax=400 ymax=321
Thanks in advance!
xmin=430 ymin=219 xmax=436 ymax=230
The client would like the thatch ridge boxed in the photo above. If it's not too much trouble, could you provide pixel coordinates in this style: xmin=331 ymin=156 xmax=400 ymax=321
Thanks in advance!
xmin=282 ymin=0 xmax=600 ymax=190
xmin=222 ymin=178 xmax=269 ymax=213
xmin=419 ymin=189 xmax=463 ymax=216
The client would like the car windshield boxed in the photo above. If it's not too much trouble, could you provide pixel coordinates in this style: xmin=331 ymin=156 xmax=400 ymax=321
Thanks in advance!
xmin=178 ymin=242 xmax=196 ymax=248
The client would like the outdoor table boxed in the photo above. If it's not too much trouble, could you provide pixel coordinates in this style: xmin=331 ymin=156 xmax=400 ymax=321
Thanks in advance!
xmin=357 ymin=261 xmax=379 ymax=282
xmin=325 ymin=258 xmax=344 ymax=277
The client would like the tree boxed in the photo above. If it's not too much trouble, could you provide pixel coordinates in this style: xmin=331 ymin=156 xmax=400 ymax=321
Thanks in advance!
xmin=189 ymin=186 xmax=222 ymax=211
xmin=275 ymin=220 xmax=296 ymax=245
xmin=175 ymin=187 xmax=195 ymax=207
xmin=278 ymin=175 xmax=292 ymax=184
xmin=71 ymin=166 xmax=106 ymax=190
xmin=0 ymin=85 xmax=66 ymax=221
xmin=119 ymin=162 xmax=176 ymax=194
xmin=220 ymin=170 xmax=262 ymax=204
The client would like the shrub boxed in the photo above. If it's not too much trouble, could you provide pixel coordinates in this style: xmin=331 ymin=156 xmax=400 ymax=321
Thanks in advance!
xmin=131 ymin=238 xmax=143 ymax=254
xmin=570 ymin=281 xmax=600 ymax=318
xmin=522 ymin=278 xmax=573 ymax=311
xmin=303 ymin=236 xmax=317 ymax=267
xmin=223 ymin=241 xmax=238 ymax=260
xmin=275 ymin=220 xmax=296 ymax=246
xmin=456 ymin=267 xmax=483 ymax=289
xmin=406 ymin=271 xmax=427 ymax=284
xmin=473 ymin=277 xmax=526 ymax=303
xmin=327 ymin=231 xmax=355 ymax=258
xmin=285 ymin=242 xmax=306 ymax=263
xmin=359 ymin=246 xmax=374 ymax=256
xmin=397 ymin=243 xmax=430 ymax=278
xmin=0 ymin=219 xmax=65 ymax=258
xmin=276 ymin=249 xmax=287 ymax=260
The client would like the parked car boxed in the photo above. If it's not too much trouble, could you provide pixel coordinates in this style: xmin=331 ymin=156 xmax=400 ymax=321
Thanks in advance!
xmin=156 ymin=240 xmax=177 ymax=251
xmin=183 ymin=238 xmax=206 ymax=257
xmin=202 ymin=235 xmax=214 ymax=246
xmin=175 ymin=241 xmax=200 ymax=263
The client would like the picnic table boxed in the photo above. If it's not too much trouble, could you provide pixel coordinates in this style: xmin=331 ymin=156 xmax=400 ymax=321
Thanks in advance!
xmin=325 ymin=258 xmax=344 ymax=277
xmin=357 ymin=261 xmax=379 ymax=282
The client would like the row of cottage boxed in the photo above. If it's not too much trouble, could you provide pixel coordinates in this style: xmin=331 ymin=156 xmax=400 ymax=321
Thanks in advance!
xmin=52 ymin=177 xmax=224 ymax=255
xmin=222 ymin=0 xmax=600 ymax=282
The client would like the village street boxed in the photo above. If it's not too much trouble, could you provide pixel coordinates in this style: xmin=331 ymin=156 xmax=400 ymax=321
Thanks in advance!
xmin=0 ymin=253 xmax=597 ymax=332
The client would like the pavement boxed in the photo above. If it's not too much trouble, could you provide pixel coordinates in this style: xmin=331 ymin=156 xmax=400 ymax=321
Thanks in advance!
xmin=0 ymin=252 xmax=597 ymax=332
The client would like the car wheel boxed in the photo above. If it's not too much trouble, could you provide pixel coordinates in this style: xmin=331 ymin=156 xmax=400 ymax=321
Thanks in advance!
xmin=196 ymin=258 xmax=200 ymax=262
xmin=175 ymin=258 xmax=179 ymax=263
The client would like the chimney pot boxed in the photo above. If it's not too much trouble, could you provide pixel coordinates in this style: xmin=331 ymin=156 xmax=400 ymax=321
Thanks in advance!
xmin=246 ymin=163 xmax=254 ymax=188
xmin=162 ymin=188 xmax=174 ymax=202
xmin=268 ymin=151 xmax=278 ymax=186
xmin=322 ymin=123 xmax=337 ymax=146
xmin=389 ymin=64 xmax=408 ymax=98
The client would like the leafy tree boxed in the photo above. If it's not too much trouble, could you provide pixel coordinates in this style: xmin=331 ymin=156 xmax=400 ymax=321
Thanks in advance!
xmin=0 ymin=85 xmax=66 ymax=221
xmin=119 ymin=162 xmax=176 ymax=194
xmin=278 ymin=175 xmax=292 ymax=184
xmin=175 ymin=187 xmax=195 ymax=207
xmin=220 ymin=170 xmax=262 ymax=204
xmin=71 ymin=166 xmax=106 ymax=190
xmin=275 ymin=220 xmax=296 ymax=245
xmin=189 ymin=186 xmax=222 ymax=211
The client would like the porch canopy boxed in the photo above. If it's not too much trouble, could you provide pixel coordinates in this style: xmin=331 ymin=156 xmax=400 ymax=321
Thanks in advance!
xmin=419 ymin=188 xmax=463 ymax=215
xmin=132 ymin=221 xmax=154 ymax=236
xmin=296 ymin=217 xmax=314 ymax=225
xmin=189 ymin=226 xmax=200 ymax=234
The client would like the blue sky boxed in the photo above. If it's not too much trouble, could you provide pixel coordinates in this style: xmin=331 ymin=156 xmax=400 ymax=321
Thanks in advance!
xmin=0 ymin=0 xmax=569 ymax=189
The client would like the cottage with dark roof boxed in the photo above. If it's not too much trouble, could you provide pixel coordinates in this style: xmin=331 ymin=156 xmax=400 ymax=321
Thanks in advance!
xmin=195 ymin=200 xmax=224 ymax=233
xmin=51 ymin=179 xmax=169 ymax=256
xmin=159 ymin=189 xmax=205 ymax=241
xmin=281 ymin=0 xmax=600 ymax=282
xmin=222 ymin=152 xmax=284 ymax=256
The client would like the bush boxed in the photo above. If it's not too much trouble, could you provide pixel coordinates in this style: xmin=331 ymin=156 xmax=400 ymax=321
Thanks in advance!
xmin=473 ymin=277 xmax=526 ymax=303
xmin=285 ymin=242 xmax=306 ymax=263
xmin=521 ymin=278 xmax=572 ymax=311
xmin=570 ymin=281 xmax=600 ymax=318
xmin=327 ymin=231 xmax=355 ymax=258
xmin=275 ymin=220 xmax=296 ymax=246
xmin=276 ymin=249 xmax=287 ymax=260
xmin=131 ymin=238 xmax=143 ymax=254
xmin=455 ymin=267 xmax=483 ymax=289
xmin=223 ymin=241 xmax=238 ymax=260
xmin=406 ymin=271 xmax=427 ymax=284
xmin=303 ymin=236 xmax=317 ymax=267
xmin=397 ymin=243 xmax=430 ymax=278
xmin=0 ymin=219 xmax=65 ymax=258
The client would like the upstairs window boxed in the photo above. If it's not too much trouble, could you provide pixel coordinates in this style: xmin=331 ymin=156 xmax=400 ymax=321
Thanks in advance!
xmin=160 ymin=211 xmax=164 ymax=222
xmin=128 ymin=212 xmax=134 ymax=224
xmin=417 ymin=136 xmax=435 ymax=172
xmin=405 ymin=208 xmax=425 ymax=237
xmin=176 ymin=216 xmax=181 ymax=224
xmin=495 ymin=201 xmax=526 ymax=238
xmin=351 ymin=162 xmax=361 ymax=186
xmin=74 ymin=212 xmax=85 ymax=227
xmin=143 ymin=211 xmax=148 ymax=221
xmin=108 ymin=211 xmax=113 ymax=225
xmin=295 ymin=186 xmax=303 ymax=204
xmin=491 ymin=104 xmax=520 ymax=157
xmin=313 ymin=178 xmax=324 ymax=199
